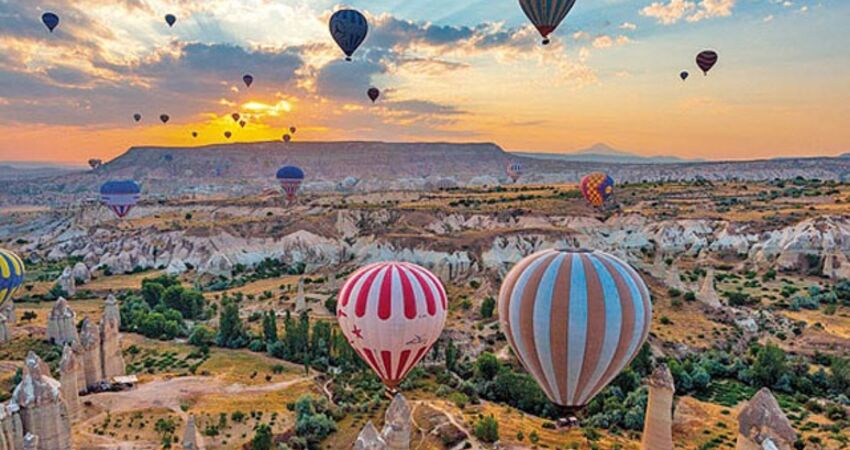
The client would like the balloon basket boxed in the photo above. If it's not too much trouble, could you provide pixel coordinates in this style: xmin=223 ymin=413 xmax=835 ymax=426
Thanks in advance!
xmin=384 ymin=386 xmax=399 ymax=400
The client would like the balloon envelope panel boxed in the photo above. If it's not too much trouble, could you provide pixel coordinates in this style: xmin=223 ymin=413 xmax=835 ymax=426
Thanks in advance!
xmin=498 ymin=249 xmax=652 ymax=407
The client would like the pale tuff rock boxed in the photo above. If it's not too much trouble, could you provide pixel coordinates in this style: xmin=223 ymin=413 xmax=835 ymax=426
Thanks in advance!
xmin=10 ymin=352 xmax=72 ymax=450
xmin=642 ymin=364 xmax=675 ymax=450
xmin=736 ymin=388 xmax=797 ymax=450
xmin=58 ymin=345 xmax=80 ymax=421
xmin=0 ymin=313 xmax=9 ymax=344
xmin=47 ymin=298 xmax=78 ymax=346
xmin=100 ymin=297 xmax=125 ymax=381
xmin=78 ymin=317 xmax=103 ymax=389
xmin=0 ymin=301 xmax=14 ymax=324
xmin=201 ymin=252 xmax=233 ymax=277
xmin=698 ymin=268 xmax=723 ymax=308
xmin=822 ymin=251 xmax=850 ymax=279
xmin=355 ymin=421 xmax=387 ymax=450
xmin=182 ymin=415 xmax=203 ymax=450
xmin=71 ymin=262 xmax=91 ymax=284
xmin=749 ymin=216 xmax=850 ymax=278
xmin=381 ymin=394 xmax=412 ymax=450
xmin=21 ymin=433 xmax=37 ymax=450
xmin=0 ymin=402 xmax=25 ymax=450
xmin=294 ymin=278 xmax=307 ymax=313
xmin=55 ymin=267 xmax=76 ymax=298
xmin=664 ymin=263 xmax=685 ymax=291
xmin=166 ymin=258 xmax=188 ymax=275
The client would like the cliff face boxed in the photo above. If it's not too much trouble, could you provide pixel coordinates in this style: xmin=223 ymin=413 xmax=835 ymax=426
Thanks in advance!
xmin=9 ymin=352 xmax=72 ymax=450
xmin=641 ymin=364 xmax=675 ymax=450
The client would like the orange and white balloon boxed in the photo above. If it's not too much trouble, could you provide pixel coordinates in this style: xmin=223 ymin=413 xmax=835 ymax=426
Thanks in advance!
xmin=498 ymin=248 xmax=652 ymax=407
xmin=337 ymin=262 xmax=448 ymax=388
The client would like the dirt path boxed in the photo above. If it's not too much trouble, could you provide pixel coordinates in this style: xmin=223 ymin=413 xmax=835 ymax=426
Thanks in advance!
xmin=410 ymin=400 xmax=482 ymax=450
xmin=76 ymin=374 xmax=316 ymax=449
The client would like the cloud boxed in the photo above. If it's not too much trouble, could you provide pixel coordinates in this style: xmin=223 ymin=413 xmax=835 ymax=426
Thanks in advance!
xmin=641 ymin=0 xmax=735 ymax=24
xmin=592 ymin=35 xmax=631 ymax=49
xmin=763 ymin=15 xmax=774 ymax=22
xmin=619 ymin=22 xmax=638 ymax=31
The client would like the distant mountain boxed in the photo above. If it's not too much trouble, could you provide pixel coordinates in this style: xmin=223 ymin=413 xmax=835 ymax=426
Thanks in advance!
xmin=0 ymin=162 xmax=81 ymax=182
xmin=515 ymin=143 xmax=702 ymax=164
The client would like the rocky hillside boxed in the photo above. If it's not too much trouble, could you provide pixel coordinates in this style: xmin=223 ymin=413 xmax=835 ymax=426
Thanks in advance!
xmin=2 ymin=141 xmax=850 ymax=206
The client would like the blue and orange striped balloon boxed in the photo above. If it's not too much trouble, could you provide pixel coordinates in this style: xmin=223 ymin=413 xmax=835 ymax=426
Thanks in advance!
xmin=0 ymin=249 xmax=26 ymax=305
xmin=498 ymin=248 xmax=652 ymax=407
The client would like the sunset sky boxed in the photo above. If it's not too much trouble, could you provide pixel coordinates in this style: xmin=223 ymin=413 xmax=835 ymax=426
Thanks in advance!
xmin=0 ymin=0 xmax=847 ymax=164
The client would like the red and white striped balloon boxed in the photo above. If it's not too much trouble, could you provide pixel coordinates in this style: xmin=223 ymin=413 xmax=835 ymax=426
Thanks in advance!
xmin=337 ymin=261 xmax=448 ymax=388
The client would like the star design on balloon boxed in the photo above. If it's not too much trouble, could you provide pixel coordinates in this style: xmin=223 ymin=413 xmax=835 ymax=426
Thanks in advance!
xmin=352 ymin=325 xmax=364 ymax=339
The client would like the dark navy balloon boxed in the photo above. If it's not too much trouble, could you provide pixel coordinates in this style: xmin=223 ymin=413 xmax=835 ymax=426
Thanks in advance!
xmin=165 ymin=14 xmax=177 ymax=27
xmin=133 ymin=113 xmax=142 ymax=122
xmin=243 ymin=74 xmax=253 ymax=88
xmin=160 ymin=114 xmax=169 ymax=124
xmin=696 ymin=50 xmax=718 ymax=75
xmin=163 ymin=154 xmax=173 ymax=162
xmin=329 ymin=9 xmax=368 ymax=61
xmin=276 ymin=166 xmax=304 ymax=202
xmin=42 ymin=13 xmax=60 ymax=33
xmin=680 ymin=71 xmax=689 ymax=81
xmin=367 ymin=87 xmax=380 ymax=103
xmin=100 ymin=180 xmax=141 ymax=219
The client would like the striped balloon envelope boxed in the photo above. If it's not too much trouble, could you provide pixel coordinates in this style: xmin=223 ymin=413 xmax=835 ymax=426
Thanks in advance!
xmin=0 ymin=249 xmax=25 ymax=305
xmin=519 ymin=0 xmax=578 ymax=45
xmin=580 ymin=172 xmax=615 ymax=207
xmin=696 ymin=50 xmax=718 ymax=75
xmin=276 ymin=165 xmax=304 ymax=202
xmin=507 ymin=160 xmax=524 ymax=183
xmin=100 ymin=180 xmax=141 ymax=219
xmin=498 ymin=248 xmax=652 ymax=407
xmin=337 ymin=262 xmax=448 ymax=388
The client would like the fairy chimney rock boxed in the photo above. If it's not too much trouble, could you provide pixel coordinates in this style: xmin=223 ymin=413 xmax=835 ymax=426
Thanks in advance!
xmin=100 ymin=295 xmax=125 ymax=380
xmin=78 ymin=317 xmax=103 ymax=389
xmin=0 ymin=313 xmax=9 ymax=344
xmin=182 ymin=415 xmax=203 ymax=450
xmin=355 ymin=421 xmax=387 ymax=450
xmin=641 ymin=364 xmax=675 ymax=450
xmin=47 ymin=297 xmax=78 ymax=345
xmin=10 ymin=352 xmax=72 ymax=450
xmin=0 ymin=402 xmax=25 ymax=450
xmin=295 ymin=278 xmax=307 ymax=313
xmin=59 ymin=345 xmax=80 ymax=421
xmin=381 ymin=394 xmax=411 ymax=450
xmin=1 ymin=300 xmax=14 ymax=324
xmin=736 ymin=388 xmax=797 ymax=450
xmin=55 ymin=267 xmax=76 ymax=298
xmin=698 ymin=268 xmax=723 ymax=308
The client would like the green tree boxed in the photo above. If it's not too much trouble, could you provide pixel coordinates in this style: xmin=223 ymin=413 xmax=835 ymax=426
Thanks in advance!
xmin=752 ymin=343 xmax=788 ymax=389
xmin=251 ymin=424 xmax=273 ymax=450
xmin=216 ymin=300 xmax=247 ymax=348
xmin=141 ymin=282 xmax=165 ymax=308
xmin=480 ymin=296 xmax=496 ymax=319
xmin=474 ymin=415 xmax=499 ymax=443
xmin=445 ymin=339 xmax=459 ymax=372
xmin=475 ymin=352 xmax=501 ymax=380
xmin=262 ymin=310 xmax=278 ymax=343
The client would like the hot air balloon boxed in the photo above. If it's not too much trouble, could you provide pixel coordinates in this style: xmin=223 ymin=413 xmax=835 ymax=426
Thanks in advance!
xmin=192 ymin=131 xmax=198 ymax=138
xmin=0 ymin=249 xmax=26 ymax=306
xmin=88 ymin=159 xmax=102 ymax=170
xmin=696 ymin=50 xmax=718 ymax=75
xmin=159 ymin=114 xmax=169 ymax=124
xmin=337 ymin=261 xmax=448 ymax=389
xmin=289 ymin=126 xmax=297 ymax=134
xmin=580 ymin=172 xmax=615 ymax=207
xmin=283 ymin=134 xmax=292 ymax=143
xmin=680 ymin=71 xmax=689 ymax=81
xmin=498 ymin=248 xmax=652 ymax=408
xmin=163 ymin=154 xmax=173 ymax=162
xmin=367 ymin=87 xmax=380 ymax=103
xmin=329 ymin=9 xmax=368 ymax=61
xmin=239 ymin=120 xmax=246 ymax=128
xmin=42 ymin=12 xmax=59 ymax=33
xmin=243 ymin=74 xmax=254 ymax=88
xmin=507 ymin=160 xmax=524 ymax=183
xmin=519 ymin=0 xmax=577 ymax=45
xmin=224 ymin=131 xmax=232 ymax=139
xmin=165 ymin=14 xmax=176 ymax=27
xmin=276 ymin=165 xmax=304 ymax=202
xmin=100 ymin=180 xmax=141 ymax=219
xmin=133 ymin=113 xmax=142 ymax=122
xmin=231 ymin=113 xmax=240 ymax=122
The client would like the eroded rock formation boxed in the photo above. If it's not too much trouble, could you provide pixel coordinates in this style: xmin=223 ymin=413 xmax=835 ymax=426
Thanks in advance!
xmin=736 ymin=388 xmax=797 ymax=450
xmin=0 ymin=313 xmax=9 ymax=344
xmin=47 ymin=298 xmax=77 ymax=346
xmin=698 ymin=268 xmax=723 ymax=308
xmin=58 ymin=345 xmax=80 ymax=421
xmin=182 ymin=415 xmax=203 ymax=450
xmin=641 ymin=364 xmax=675 ymax=450
xmin=381 ymin=394 xmax=412 ymax=450
xmin=78 ymin=317 xmax=103 ymax=389
xmin=55 ymin=267 xmax=75 ymax=298
xmin=355 ymin=422 xmax=387 ymax=450
xmin=9 ymin=352 xmax=72 ymax=450
xmin=99 ymin=295 xmax=125 ymax=380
